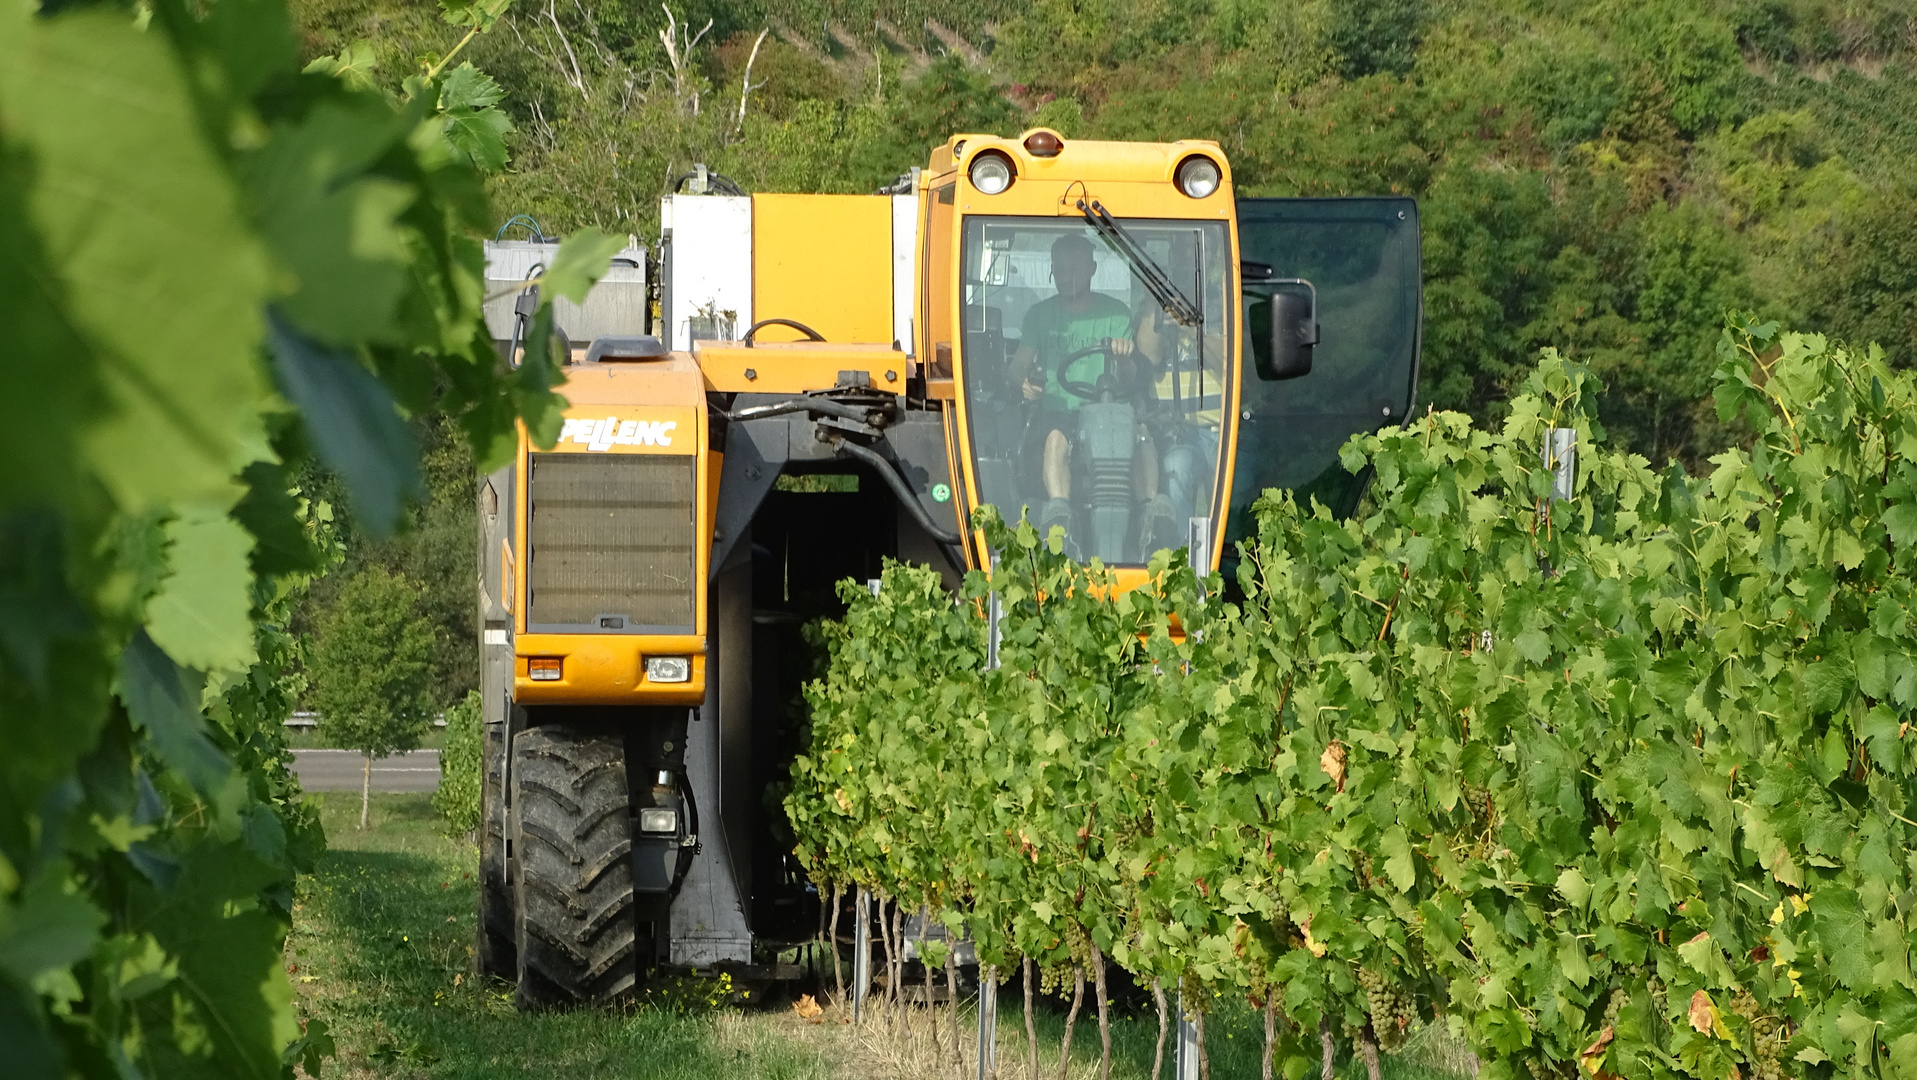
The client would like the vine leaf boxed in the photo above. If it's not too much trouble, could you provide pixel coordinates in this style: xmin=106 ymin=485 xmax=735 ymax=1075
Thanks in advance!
xmin=268 ymin=310 xmax=421 ymax=538
xmin=1686 ymin=990 xmax=1730 ymax=1040
xmin=1578 ymin=1025 xmax=1613 ymax=1077
xmin=0 ymin=868 xmax=105 ymax=984
xmin=542 ymin=227 xmax=630 ymax=305
xmin=144 ymin=508 xmax=258 ymax=674
xmin=439 ymin=62 xmax=513 ymax=172
xmin=304 ymin=41 xmax=379 ymax=91
xmin=0 ymin=1 xmax=270 ymax=514
xmin=249 ymin=96 xmax=415 ymax=347
xmin=119 ymin=629 xmax=232 ymax=797
xmin=1320 ymin=741 xmax=1347 ymax=792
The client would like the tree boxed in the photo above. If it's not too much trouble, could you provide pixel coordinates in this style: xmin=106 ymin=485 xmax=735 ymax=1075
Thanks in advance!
xmin=310 ymin=567 xmax=437 ymax=828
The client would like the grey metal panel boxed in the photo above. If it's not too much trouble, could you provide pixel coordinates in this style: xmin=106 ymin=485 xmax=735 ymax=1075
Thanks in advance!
xmin=884 ymin=410 xmax=961 ymax=537
xmin=886 ymin=410 xmax=966 ymax=582
xmin=711 ymin=418 xmax=787 ymax=580
xmin=482 ymin=239 xmax=647 ymax=346
xmin=479 ymin=463 xmax=514 ymax=727
xmin=669 ymin=543 xmax=753 ymax=966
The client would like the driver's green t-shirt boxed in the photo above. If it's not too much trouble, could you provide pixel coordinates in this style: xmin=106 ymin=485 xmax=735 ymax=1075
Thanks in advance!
xmin=1020 ymin=292 xmax=1133 ymax=411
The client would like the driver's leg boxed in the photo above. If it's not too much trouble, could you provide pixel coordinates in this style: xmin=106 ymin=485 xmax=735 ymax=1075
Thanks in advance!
xmin=1137 ymin=430 xmax=1180 ymax=553
xmin=1044 ymin=429 xmax=1070 ymax=500
xmin=1040 ymin=428 xmax=1075 ymax=550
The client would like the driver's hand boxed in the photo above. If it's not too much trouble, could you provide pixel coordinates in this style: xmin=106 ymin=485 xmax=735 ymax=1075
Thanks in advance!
xmin=1021 ymin=378 xmax=1044 ymax=401
xmin=1107 ymin=337 xmax=1135 ymax=356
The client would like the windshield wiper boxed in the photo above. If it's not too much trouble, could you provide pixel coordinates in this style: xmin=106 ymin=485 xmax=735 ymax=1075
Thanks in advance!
xmin=1077 ymin=198 xmax=1203 ymax=327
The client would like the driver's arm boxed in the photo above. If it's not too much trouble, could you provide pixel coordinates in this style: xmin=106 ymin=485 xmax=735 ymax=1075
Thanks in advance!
xmin=1012 ymin=341 xmax=1043 ymax=400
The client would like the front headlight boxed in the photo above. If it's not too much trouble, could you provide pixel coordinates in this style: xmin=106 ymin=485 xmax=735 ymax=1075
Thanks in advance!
xmin=645 ymin=656 xmax=690 ymax=683
xmin=638 ymin=807 xmax=678 ymax=834
xmin=1175 ymin=155 xmax=1221 ymax=199
xmin=969 ymin=152 xmax=1015 ymax=195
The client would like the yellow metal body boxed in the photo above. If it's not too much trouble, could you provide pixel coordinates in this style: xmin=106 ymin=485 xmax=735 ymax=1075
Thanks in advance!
xmin=695 ymin=341 xmax=909 ymax=395
xmin=511 ymin=354 xmax=711 ymax=705
xmin=751 ymin=195 xmax=896 ymax=344
xmin=509 ymin=131 xmax=1244 ymax=703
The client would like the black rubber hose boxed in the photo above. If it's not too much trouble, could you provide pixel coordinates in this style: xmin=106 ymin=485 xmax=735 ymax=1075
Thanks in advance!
xmin=833 ymin=438 xmax=963 ymax=545
xmin=741 ymin=317 xmax=826 ymax=348
xmin=727 ymin=397 xmax=886 ymax=425
xmin=669 ymin=763 xmax=698 ymax=899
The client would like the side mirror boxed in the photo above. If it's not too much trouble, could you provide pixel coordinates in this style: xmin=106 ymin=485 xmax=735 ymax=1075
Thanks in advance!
xmin=1250 ymin=280 xmax=1318 ymax=381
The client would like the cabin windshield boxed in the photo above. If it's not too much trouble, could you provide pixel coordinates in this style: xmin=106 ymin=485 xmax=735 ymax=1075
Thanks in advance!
xmin=959 ymin=216 xmax=1231 ymax=566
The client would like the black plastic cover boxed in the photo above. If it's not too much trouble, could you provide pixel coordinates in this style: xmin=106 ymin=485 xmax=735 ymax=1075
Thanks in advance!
xmin=586 ymin=335 xmax=669 ymax=362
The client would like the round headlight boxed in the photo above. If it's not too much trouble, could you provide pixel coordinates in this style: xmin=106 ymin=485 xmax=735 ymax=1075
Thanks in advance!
xmin=1176 ymin=155 xmax=1222 ymax=199
xmin=969 ymin=152 xmax=1014 ymax=195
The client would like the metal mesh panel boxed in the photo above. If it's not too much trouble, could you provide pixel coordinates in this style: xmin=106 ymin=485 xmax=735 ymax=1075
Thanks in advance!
xmin=528 ymin=453 xmax=695 ymax=630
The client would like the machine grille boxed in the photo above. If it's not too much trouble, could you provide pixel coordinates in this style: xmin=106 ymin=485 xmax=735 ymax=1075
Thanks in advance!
xmin=527 ymin=453 xmax=696 ymax=630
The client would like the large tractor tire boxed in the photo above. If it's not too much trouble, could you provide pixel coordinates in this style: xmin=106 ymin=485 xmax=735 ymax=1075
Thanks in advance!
xmin=510 ymin=726 xmax=638 ymax=1008
xmin=476 ymin=716 xmax=516 ymax=979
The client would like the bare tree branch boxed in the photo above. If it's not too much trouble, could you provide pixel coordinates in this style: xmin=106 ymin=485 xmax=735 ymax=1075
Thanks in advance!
xmin=544 ymin=0 xmax=589 ymax=100
xmin=733 ymin=28 xmax=769 ymax=136
xmin=658 ymin=4 xmax=713 ymax=115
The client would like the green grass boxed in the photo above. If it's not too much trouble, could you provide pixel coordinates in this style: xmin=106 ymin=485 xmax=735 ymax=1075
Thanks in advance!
xmin=290 ymin=793 xmax=1470 ymax=1080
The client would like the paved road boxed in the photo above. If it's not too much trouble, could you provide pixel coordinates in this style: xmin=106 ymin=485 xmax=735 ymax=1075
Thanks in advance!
xmin=292 ymin=749 xmax=441 ymax=793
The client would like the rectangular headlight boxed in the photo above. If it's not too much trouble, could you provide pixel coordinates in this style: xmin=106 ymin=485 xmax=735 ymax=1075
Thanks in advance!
xmin=645 ymin=656 xmax=690 ymax=683
xmin=528 ymin=657 xmax=562 ymax=681
xmin=637 ymin=807 xmax=678 ymax=834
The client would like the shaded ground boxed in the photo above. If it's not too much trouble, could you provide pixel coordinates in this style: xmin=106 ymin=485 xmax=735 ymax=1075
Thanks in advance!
xmin=289 ymin=793 xmax=1469 ymax=1079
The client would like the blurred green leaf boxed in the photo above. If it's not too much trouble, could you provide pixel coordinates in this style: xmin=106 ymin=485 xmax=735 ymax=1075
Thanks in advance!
xmin=542 ymin=227 xmax=628 ymax=305
xmin=268 ymin=311 xmax=421 ymax=538
xmin=145 ymin=508 xmax=258 ymax=674
xmin=0 ymin=2 xmax=270 ymax=514
xmin=119 ymin=630 xmax=232 ymax=796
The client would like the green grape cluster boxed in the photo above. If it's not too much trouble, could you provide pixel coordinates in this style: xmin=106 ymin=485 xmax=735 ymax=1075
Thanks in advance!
xmin=1355 ymin=967 xmax=1415 ymax=1051
xmin=1732 ymin=991 xmax=1790 ymax=1080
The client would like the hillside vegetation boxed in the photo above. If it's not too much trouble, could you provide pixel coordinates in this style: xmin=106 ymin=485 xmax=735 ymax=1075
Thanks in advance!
xmin=281 ymin=0 xmax=1917 ymax=710
xmin=291 ymin=0 xmax=1917 ymax=467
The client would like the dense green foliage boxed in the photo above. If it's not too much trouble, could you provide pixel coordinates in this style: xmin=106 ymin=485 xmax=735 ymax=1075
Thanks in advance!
xmin=288 ymin=0 xmax=1917 ymax=471
xmin=432 ymin=691 xmax=484 ymax=837
xmin=791 ymin=321 xmax=1917 ymax=1078
xmin=0 ymin=0 xmax=612 ymax=1072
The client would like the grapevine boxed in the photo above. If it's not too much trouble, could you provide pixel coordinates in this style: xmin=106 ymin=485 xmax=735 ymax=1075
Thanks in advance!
xmin=0 ymin=0 xmax=605 ymax=1072
xmin=791 ymin=319 xmax=1917 ymax=1078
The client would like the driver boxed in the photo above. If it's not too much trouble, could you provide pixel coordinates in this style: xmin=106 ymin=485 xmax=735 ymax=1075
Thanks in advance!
xmin=1009 ymin=234 xmax=1136 ymax=532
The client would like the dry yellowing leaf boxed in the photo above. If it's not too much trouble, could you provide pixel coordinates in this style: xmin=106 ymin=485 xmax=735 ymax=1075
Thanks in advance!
xmin=1321 ymin=741 xmax=1347 ymax=792
xmin=793 ymin=993 xmax=824 ymax=1023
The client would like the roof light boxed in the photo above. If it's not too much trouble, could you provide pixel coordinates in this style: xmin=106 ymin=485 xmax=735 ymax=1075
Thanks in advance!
xmin=1176 ymin=155 xmax=1222 ymax=199
xmin=969 ymin=152 xmax=1014 ymax=195
xmin=1024 ymin=130 xmax=1063 ymax=157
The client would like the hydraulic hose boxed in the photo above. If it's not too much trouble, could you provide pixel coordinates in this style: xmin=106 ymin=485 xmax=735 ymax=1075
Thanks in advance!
xmin=669 ymin=762 xmax=698 ymax=899
xmin=832 ymin=437 xmax=963 ymax=546
xmin=726 ymin=397 xmax=887 ymax=425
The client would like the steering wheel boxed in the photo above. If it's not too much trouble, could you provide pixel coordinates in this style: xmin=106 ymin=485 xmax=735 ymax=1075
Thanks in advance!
xmin=1056 ymin=342 xmax=1119 ymax=401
